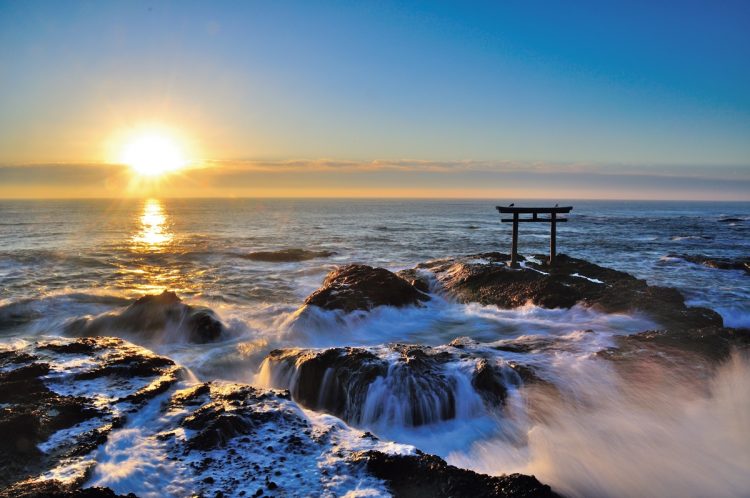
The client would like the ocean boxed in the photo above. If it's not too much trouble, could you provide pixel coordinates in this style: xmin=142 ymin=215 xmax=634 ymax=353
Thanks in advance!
xmin=1 ymin=198 xmax=749 ymax=497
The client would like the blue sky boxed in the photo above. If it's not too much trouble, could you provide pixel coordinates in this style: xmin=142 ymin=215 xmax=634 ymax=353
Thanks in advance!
xmin=0 ymin=0 xmax=748 ymax=198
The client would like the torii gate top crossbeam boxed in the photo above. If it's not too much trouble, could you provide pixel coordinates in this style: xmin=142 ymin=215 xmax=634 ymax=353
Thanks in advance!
xmin=496 ymin=206 xmax=573 ymax=214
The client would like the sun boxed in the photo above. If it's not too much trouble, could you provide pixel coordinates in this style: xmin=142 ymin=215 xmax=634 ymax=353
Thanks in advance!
xmin=119 ymin=131 xmax=188 ymax=177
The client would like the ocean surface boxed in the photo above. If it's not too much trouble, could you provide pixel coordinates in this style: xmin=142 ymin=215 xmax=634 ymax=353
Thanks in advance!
xmin=1 ymin=198 xmax=749 ymax=497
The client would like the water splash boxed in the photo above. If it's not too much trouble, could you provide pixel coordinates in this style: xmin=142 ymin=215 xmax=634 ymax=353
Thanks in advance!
xmin=449 ymin=352 xmax=750 ymax=498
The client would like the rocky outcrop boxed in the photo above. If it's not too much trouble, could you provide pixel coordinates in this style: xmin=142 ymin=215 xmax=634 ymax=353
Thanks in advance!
xmin=64 ymin=290 xmax=225 ymax=343
xmin=304 ymin=264 xmax=430 ymax=312
xmin=353 ymin=450 xmax=560 ymax=498
xmin=241 ymin=248 xmax=337 ymax=262
xmin=419 ymin=253 xmax=723 ymax=331
xmin=0 ymin=337 xmax=179 ymax=494
xmin=261 ymin=343 xmax=530 ymax=427
xmin=668 ymin=253 xmax=750 ymax=275
xmin=0 ymin=337 xmax=561 ymax=497
xmin=600 ymin=325 xmax=750 ymax=363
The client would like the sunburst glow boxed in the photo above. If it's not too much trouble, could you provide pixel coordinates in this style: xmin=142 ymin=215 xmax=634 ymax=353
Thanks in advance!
xmin=119 ymin=132 xmax=187 ymax=177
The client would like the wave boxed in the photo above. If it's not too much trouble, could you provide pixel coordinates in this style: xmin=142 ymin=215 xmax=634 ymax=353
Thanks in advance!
xmin=670 ymin=235 xmax=713 ymax=241
xmin=0 ymin=292 xmax=130 ymax=333
xmin=280 ymin=297 xmax=657 ymax=350
xmin=449 ymin=351 xmax=750 ymax=498
xmin=239 ymin=248 xmax=337 ymax=262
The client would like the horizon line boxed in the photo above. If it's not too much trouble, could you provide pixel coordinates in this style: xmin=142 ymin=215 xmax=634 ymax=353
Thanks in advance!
xmin=1 ymin=196 xmax=748 ymax=203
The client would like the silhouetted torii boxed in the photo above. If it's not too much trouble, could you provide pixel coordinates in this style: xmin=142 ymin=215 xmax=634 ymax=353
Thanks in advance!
xmin=496 ymin=204 xmax=573 ymax=267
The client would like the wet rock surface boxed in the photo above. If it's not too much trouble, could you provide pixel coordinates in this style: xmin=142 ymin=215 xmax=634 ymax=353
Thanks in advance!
xmin=262 ymin=343 xmax=529 ymax=427
xmin=668 ymin=253 xmax=750 ymax=275
xmin=64 ymin=290 xmax=225 ymax=343
xmin=353 ymin=450 xmax=560 ymax=498
xmin=241 ymin=248 xmax=337 ymax=262
xmin=420 ymin=253 xmax=723 ymax=331
xmin=601 ymin=325 xmax=750 ymax=363
xmin=0 ymin=337 xmax=179 ymax=494
xmin=304 ymin=264 xmax=430 ymax=312
xmin=2 ymin=481 xmax=137 ymax=498
xmin=1 ymin=336 xmax=562 ymax=497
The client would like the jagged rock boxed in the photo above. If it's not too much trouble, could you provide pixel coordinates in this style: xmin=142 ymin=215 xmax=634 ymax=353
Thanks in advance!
xmin=241 ymin=248 xmax=337 ymax=262
xmin=0 ymin=337 xmax=179 ymax=491
xmin=396 ymin=268 xmax=432 ymax=294
xmin=0 ymin=360 xmax=100 ymax=487
xmin=472 ymin=359 xmax=512 ymax=405
xmin=173 ymin=383 xmax=300 ymax=451
xmin=64 ymin=290 xmax=225 ymax=343
xmin=303 ymin=264 xmax=430 ymax=312
xmin=1 ymin=481 xmax=137 ymax=498
xmin=601 ymin=326 xmax=750 ymax=362
xmin=352 ymin=450 xmax=560 ymax=498
xmin=420 ymin=253 xmax=723 ymax=331
xmin=668 ymin=253 xmax=750 ymax=275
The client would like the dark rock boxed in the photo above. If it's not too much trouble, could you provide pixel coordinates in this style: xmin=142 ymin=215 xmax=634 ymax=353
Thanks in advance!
xmin=667 ymin=253 xmax=750 ymax=275
xmin=0 ymin=350 xmax=37 ymax=366
xmin=352 ymin=450 xmax=560 ymax=498
xmin=241 ymin=248 xmax=337 ymax=262
xmin=421 ymin=253 xmax=723 ymax=331
xmin=303 ymin=264 xmax=429 ymax=312
xmin=0 ymin=356 xmax=100 ymax=488
xmin=170 ymin=383 xmax=212 ymax=407
xmin=0 ymin=480 xmax=138 ymax=498
xmin=718 ymin=217 xmax=743 ymax=223
xmin=265 ymin=347 xmax=387 ymax=421
xmin=64 ymin=290 xmax=225 ymax=343
xmin=472 ymin=360 xmax=510 ymax=405
xmin=74 ymin=352 xmax=174 ymax=381
xmin=603 ymin=326 xmax=750 ymax=362
xmin=396 ymin=268 xmax=431 ymax=294
xmin=0 ymin=337 xmax=179 ymax=491
xmin=185 ymin=405 xmax=255 ymax=450
xmin=174 ymin=383 xmax=300 ymax=451
xmin=37 ymin=337 xmax=104 ymax=354
xmin=264 ymin=344 xmax=529 ymax=427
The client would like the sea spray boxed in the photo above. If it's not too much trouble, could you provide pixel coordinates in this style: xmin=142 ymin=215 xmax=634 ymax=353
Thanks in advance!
xmin=449 ymin=351 xmax=750 ymax=498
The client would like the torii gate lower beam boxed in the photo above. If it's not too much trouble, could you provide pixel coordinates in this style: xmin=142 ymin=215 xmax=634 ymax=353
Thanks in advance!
xmin=496 ymin=205 xmax=573 ymax=267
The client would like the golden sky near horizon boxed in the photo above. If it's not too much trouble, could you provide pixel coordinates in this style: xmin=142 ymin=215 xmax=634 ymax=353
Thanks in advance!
xmin=1 ymin=3 xmax=749 ymax=200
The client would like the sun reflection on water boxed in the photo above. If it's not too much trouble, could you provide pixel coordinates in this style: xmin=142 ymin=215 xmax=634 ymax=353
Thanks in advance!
xmin=132 ymin=199 xmax=173 ymax=248
xmin=125 ymin=198 xmax=177 ymax=294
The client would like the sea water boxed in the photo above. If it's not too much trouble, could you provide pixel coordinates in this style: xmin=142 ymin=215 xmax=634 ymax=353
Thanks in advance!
xmin=1 ymin=198 xmax=748 ymax=497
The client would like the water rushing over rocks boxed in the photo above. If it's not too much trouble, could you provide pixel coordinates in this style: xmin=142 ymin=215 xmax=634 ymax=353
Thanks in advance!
xmin=64 ymin=291 xmax=225 ymax=344
xmin=259 ymin=343 xmax=527 ymax=429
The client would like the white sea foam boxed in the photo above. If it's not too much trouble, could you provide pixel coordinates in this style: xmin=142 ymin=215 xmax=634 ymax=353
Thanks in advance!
xmin=87 ymin=392 xmax=191 ymax=497
xmin=448 ymin=352 xmax=750 ymax=498
xmin=570 ymin=272 xmax=604 ymax=284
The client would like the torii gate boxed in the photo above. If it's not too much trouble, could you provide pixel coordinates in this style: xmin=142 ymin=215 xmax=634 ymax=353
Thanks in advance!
xmin=496 ymin=205 xmax=573 ymax=267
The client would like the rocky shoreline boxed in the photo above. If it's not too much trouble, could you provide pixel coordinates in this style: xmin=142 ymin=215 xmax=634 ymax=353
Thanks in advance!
xmin=1 ymin=253 xmax=748 ymax=497
xmin=1 ymin=337 xmax=556 ymax=498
